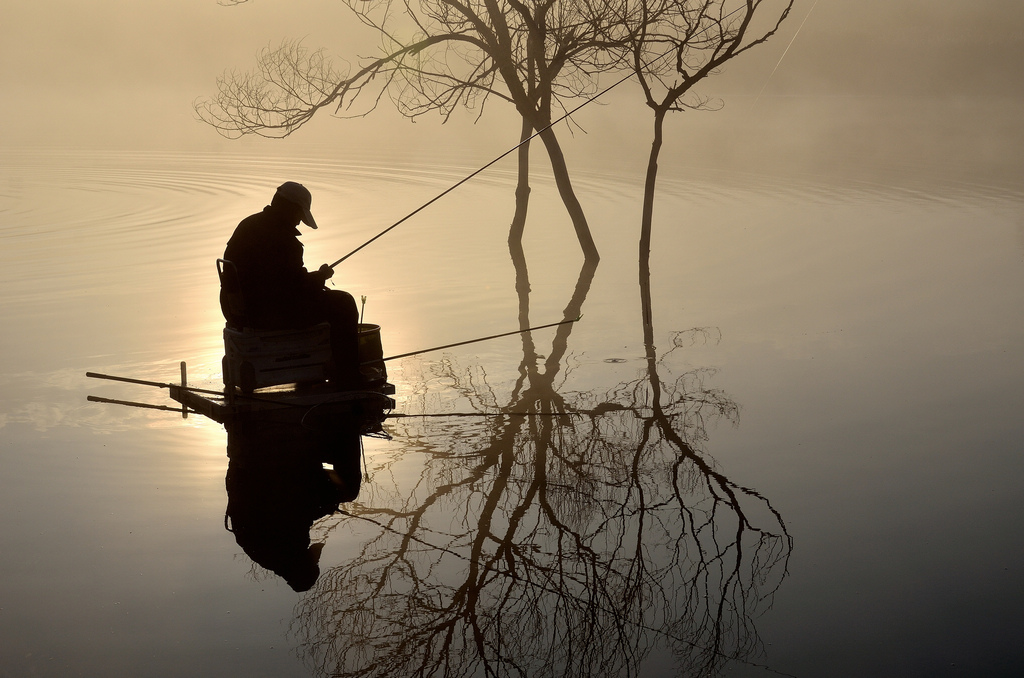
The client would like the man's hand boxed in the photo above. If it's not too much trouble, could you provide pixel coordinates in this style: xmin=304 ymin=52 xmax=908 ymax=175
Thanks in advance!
xmin=317 ymin=264 xmax=335 ymax=281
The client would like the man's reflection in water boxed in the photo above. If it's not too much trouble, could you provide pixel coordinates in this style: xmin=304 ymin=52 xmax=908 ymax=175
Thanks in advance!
xmin=224 ymin=417 xmax=364 ymax=592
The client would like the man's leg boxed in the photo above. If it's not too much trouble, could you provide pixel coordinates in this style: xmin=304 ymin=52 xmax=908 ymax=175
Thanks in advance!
xmin=320 ymin=290 xmax=360 ymax=388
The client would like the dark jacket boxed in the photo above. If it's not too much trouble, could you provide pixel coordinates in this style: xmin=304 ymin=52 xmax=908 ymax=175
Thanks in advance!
xmin=222 ymin=204 xmax=324 ymax=329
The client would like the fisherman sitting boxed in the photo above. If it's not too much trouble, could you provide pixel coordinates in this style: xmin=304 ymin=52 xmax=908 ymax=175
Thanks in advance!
xmin=221 ymin=181 xmax=359 ymax=388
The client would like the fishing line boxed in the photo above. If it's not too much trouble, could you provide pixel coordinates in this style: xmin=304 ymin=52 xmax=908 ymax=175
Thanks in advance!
xmin=388 ymin=411 xmax=580 ymax=418
xmin=755 ymin=0 xmax=818 ymax=102
xmin=329 ymin=74 xmax=635 ymax=268
xmin=329 ymin=4 xmax=749 ymax=268
xmin=379 ymin=315 xmax=580 ymax=362
xmin=332 ymin=506 xmax=798 ymax=676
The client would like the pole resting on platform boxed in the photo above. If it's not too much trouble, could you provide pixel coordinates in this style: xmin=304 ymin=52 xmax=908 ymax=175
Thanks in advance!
xmin=382 ymin=315 xmax=582 ymax=362
xmin=180 ymin=362 xmax=188 ymax=419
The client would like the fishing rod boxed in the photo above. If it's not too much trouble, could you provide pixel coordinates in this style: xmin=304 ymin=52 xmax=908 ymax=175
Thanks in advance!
xmin=86 ymin=395 xmax=572 ymax=419
xmin=327 ymin=85 xmax=633 ymax=268
xmin=87 ymin=371 xmax=223 ymax=395
xmin=379 ymin=315 xmax=581 ymax=362
xmin=87 ymin=317 xmax=580 ymax=398
xmin=85 ymin=371 xmax=309 ymax=409
xmin=756 ymin=0 xmax=817 ymax=102
xmin=328 ymin=5 xmax=753 ymax=268
xmin=388 ymin=412 xmax=580 ymax=418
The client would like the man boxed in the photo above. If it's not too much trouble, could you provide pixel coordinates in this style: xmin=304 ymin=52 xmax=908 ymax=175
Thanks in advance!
xmin=222 ymin=181 xmax=359 ymax=387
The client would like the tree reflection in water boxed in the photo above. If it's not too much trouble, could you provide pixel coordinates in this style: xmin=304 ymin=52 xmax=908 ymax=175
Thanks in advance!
xmin=291 ymin=251 xmax=792 ymax=677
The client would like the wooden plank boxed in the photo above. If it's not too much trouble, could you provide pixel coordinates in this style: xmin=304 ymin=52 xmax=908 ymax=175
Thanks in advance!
xmin=167 ymin=381 xmax=395 ymax=425
xmin=168 ymin=385 xmax=226 ymax=423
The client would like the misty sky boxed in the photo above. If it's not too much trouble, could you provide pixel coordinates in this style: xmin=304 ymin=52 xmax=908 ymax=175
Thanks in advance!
xmin=2 ymin=0 xmax=1022 ymax=176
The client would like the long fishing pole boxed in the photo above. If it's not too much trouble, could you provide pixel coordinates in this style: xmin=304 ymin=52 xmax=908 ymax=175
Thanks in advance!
xmin=388 ymin=412 xmax=580 ymax=418
xmin=755 ymin=0 xmax=817 ymax=102
xmin=327 ymin=82 xmax=635 ymax=268
xmin=86 ymin=371 xmax=224 ymax=395
xmin=329 ymin=4 xmax=751 ymax=268
xmin=88 ymin=317 xmax=580 ymax=397
xmin=85 ymin=372 xmax=309 ymax=409
xmin=379 ymin=315 xmax=581 ymax=362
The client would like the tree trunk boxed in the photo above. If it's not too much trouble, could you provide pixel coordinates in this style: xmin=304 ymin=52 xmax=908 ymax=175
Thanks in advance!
xmin=640 ymin=108 xmax=666 ymax=334
xmin=510 ymin=238 xmax=538 ymax=385
xmin=544 ymin=257 xmax=598 ymax=377
xmin=509 ymin=196 xmax=534 ymax=341
xmin=536 ymin=124 xmax=600 ymax=262
xmin=508 ymin=116 xmax=533 ymax=248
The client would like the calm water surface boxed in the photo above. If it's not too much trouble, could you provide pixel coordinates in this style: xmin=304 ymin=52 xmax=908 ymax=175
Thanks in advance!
xmin=1 ymin=147 xmax=1022 ymax=676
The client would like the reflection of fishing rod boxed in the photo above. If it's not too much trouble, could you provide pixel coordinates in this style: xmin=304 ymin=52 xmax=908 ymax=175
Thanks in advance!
xmin=380 ymin=315 xmax=581 ymax=362
xmin=87 ymin=395 xmax=197 ymax=414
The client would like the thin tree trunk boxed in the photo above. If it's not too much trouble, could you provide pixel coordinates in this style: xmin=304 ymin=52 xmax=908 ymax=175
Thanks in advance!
xmin=509 ymin=200 xmax=535 ymax=375
xmin=510 ymin=240 xmax=539 ymax=385
xmin=543 ymin=257 xmax=598 ymax=378
xmin=536 ymin=125 xmax=600 ymax=262
xmin=640 ymin=108 xmax=666 ymax=334
xmin=509 ymin=116 xmax=533 ymax=247
xmin=509 ymin=117 xmax=534 ymax=354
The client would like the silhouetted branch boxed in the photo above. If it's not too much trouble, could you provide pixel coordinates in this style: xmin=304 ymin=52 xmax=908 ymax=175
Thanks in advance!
xmin=285 ymin=252 xmax=789 ymax=676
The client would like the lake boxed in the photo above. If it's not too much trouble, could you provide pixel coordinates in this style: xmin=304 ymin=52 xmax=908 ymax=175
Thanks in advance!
xmin=1 ymin=129 xmax=1022 ymax=677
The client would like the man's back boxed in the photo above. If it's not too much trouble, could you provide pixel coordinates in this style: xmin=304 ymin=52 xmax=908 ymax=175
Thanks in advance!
xmin=223 ymin=204 xmax=318 ymax=329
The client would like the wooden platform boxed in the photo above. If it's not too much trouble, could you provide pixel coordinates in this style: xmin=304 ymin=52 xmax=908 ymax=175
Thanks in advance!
xmin=169 ymin=381 xmax=396 ymax=426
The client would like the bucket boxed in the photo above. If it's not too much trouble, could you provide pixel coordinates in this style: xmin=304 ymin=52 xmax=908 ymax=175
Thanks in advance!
xmin=357 ymin=323 xmax=387 ymax=386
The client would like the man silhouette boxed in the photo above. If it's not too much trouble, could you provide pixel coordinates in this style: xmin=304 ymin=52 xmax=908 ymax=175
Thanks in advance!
xmin=222 ymin=181 xmax=359 ymax=388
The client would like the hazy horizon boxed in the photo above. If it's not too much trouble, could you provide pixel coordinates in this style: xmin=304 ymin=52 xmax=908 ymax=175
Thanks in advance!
xmin=3 ymin=0 xmax=1022 ymax=187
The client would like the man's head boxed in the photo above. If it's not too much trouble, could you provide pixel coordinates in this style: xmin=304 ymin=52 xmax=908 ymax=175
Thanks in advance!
xmin=272 ymin=181 xmax=318 ymax=229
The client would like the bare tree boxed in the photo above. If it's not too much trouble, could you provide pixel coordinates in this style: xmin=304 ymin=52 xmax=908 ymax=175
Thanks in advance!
xmin=284 ymin=245 xmax=790 ymax=677
xmin=629 ymin=0 xmax=792 ymax=267
xmin=196 ymin=0 xmax=651 ymax=261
